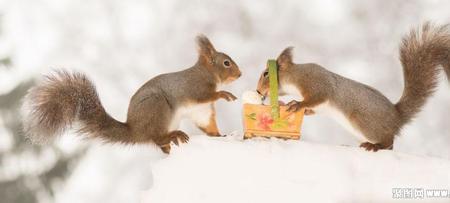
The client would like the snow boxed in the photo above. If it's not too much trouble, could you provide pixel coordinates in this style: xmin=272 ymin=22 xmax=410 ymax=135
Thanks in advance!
xmin=54 ymin=144 xmax=160 ymax=203
xmin=142 ymin=135 xmax=450 ymax=202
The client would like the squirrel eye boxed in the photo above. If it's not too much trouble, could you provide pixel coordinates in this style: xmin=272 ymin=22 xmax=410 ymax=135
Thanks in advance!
xmin=223 ymin=60 xmax=231 ymax=67
xmin=263 ymin=71 xmax=269 ymax=77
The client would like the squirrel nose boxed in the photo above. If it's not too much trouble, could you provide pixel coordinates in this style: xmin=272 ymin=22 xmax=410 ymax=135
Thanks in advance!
xmin=256 ymin=90 xmax=266 ymax=100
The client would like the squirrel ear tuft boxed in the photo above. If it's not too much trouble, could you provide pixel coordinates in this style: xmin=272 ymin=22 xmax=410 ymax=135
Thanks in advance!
xmin=277 ymin=47 xmax=294 ymax=69
xmin=196 ymin=34 xmax=217 ymax=63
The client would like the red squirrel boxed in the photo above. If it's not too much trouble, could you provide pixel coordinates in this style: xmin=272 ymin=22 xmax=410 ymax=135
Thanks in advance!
xmin=22 ymin=35 xmax=241 ymax=154
xmin=257 ymin=23 xmax=450 ymax=152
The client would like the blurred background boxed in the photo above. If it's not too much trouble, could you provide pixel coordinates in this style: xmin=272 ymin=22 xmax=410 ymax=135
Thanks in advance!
xmin=0 ymin=0 xmax=449 ymax=202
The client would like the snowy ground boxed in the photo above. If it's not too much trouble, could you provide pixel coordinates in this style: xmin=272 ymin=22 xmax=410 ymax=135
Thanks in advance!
xmin=142 ymin=135 xmax=450 ymax=203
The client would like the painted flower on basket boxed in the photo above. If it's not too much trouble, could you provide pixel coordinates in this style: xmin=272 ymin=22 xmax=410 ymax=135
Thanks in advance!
xmin=257 ymin=112 xmax=274 ymax=130
xmin=245 ymin=110 xmax=298 ymax=131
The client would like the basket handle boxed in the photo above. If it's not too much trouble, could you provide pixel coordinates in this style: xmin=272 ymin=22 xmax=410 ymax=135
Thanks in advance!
xmin=268 ymin=60 xmax=280 ymax=119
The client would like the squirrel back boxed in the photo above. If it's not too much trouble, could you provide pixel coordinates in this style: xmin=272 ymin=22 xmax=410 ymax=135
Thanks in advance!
xmin=395 ymin=22 xmax=450 ymax=125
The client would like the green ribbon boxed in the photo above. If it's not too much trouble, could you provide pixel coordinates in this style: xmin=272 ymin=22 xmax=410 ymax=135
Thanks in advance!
xmin=268 ymin=60 xmax=280 ymax=120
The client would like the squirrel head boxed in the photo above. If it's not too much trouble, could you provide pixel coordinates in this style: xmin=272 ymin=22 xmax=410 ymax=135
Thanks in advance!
xmin=196 ymin=35 xmax=242 ymax=84
xmin=256 ymin=47 xmax=294 ymax=97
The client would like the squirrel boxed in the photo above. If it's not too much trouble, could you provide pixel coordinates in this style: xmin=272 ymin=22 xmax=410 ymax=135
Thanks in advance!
xmin=22 ymin=35 xmax=242 ymax=154
xmin=257 ymin=22 xmax=450 ymax=152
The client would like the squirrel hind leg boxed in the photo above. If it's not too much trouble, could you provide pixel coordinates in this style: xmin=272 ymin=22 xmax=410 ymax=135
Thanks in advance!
xmin=168 ymin=130 xmax=190 ymax=145
xmin=359 ymin=141 xmax=393 ymax=152
xmin=155 ymin=130 xmax=190 ymax=154
xmin=160 ymin=145 xmax=171 ymax=154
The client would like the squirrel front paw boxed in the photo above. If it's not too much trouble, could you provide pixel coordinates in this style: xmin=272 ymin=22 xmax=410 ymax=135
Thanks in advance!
xmin=218 ymin=91 xmax=237 ymax=102
xmin=286 ymin=100 xmax=302 ymax=112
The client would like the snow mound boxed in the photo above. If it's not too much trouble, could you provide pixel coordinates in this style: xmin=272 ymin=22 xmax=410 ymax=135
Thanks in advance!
xmin=143 ymin=135 xmax=450 ymax=203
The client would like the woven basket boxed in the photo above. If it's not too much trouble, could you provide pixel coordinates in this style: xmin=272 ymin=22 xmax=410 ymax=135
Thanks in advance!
xmin=243 ymin=60 xmax=305 ymax=139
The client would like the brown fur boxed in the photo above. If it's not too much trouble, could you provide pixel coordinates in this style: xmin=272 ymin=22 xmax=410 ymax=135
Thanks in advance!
xmin=22 ymin=35 xmax=241 ymax=154
xmin=197 ymin=105 xmax=221 ymax=137
xmin=396 ymin=23 xmax=450 ymax=124
xmin=257 ymin=22 xmax=450 ymax=152
xmin=445 ymin=63 xmax=450 ymax=80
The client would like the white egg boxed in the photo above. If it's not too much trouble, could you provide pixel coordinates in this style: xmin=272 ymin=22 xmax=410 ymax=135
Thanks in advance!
xmin=242 ymin=91 xmax=263 ymax=105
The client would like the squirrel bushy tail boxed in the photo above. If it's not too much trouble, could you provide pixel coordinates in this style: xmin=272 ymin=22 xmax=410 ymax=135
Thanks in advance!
xmin=445 ymin=62 xmax=450 ymax=80
xmin=396 ymin=22 xmax=450 ymax=125
xmin=22 ymin=70 xmax=131 ymax=144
